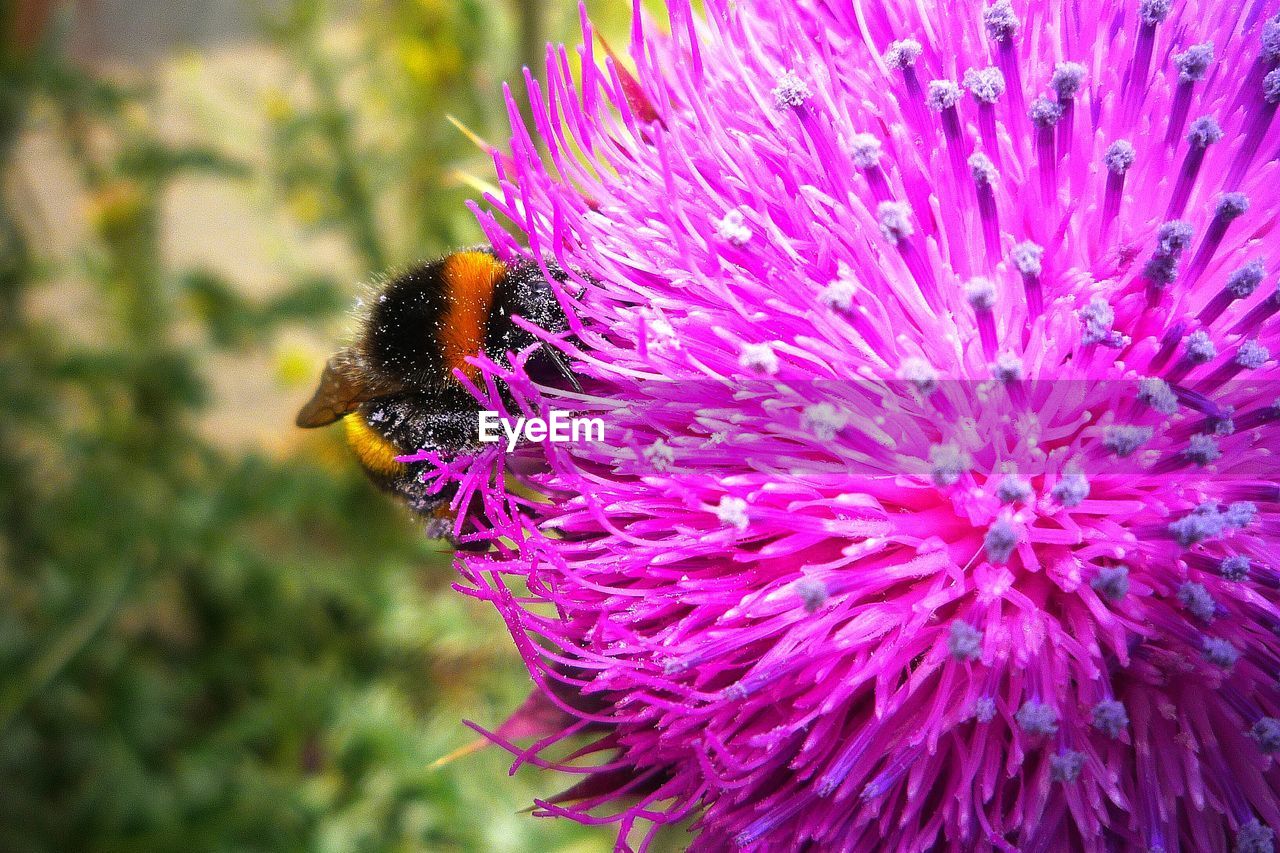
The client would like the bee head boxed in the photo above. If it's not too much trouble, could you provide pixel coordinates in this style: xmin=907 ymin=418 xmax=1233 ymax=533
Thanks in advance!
xmin=486 ymin=260 xmax=578 ymax=389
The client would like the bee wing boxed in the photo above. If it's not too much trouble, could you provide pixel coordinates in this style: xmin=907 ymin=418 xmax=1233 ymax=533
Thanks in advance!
xmin=295 ymin=350 xmax=405 ymax=428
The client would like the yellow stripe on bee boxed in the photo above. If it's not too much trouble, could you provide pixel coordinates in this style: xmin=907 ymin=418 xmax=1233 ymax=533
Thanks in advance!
xmin=343 ymin=412 xmax=406 ymax=477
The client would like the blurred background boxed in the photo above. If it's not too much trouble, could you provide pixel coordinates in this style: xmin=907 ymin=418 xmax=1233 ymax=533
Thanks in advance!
xmin=0 ymin=0 xmax=645 ymax=849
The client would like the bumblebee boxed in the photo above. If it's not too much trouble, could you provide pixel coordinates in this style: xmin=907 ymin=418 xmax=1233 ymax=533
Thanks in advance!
xmin=296 ymin=249 xmax=577 ymax=542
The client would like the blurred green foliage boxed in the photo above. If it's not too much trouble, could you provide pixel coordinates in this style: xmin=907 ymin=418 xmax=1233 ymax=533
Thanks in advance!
xmin=0 ymin=0 xmax=633 ymax=849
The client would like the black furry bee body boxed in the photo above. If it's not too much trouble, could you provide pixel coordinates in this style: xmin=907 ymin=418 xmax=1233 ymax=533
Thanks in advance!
xmin=297 ymin=249 xmax=576 ymax=540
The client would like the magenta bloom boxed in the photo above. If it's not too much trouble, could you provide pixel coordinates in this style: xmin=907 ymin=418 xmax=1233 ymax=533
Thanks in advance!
xmin=420 ymin=0 xmax=1280 ymax=849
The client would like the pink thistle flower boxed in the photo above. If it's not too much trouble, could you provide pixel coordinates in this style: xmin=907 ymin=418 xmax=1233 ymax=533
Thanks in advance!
xmin=419 ymin=0 xmax=1280 ymax=849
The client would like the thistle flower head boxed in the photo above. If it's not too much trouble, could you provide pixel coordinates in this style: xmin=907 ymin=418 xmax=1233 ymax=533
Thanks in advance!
xmin=425 ymin=1 xmax=1280 ymax=848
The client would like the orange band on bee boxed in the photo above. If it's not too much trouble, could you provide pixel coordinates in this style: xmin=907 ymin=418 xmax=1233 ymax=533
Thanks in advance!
xmin=440 ymin=251 xmax=505 ymax=379
xmin=343 ymin=412 xmax=407 ymax=477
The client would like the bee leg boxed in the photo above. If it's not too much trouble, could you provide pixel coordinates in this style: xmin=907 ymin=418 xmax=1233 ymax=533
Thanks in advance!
xmin=538 ymin=344 xmax=582 ymax=393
